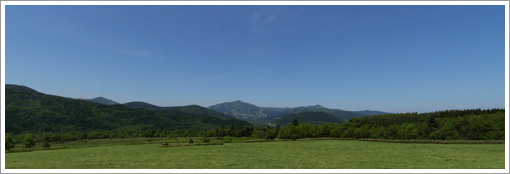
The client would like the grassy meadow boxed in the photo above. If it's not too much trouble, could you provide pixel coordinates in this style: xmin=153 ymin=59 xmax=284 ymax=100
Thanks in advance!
xmin=5 ymin=139 xmax=505 ymax=169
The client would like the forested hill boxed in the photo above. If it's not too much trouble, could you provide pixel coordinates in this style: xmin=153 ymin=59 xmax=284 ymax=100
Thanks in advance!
xmin=85 ymin=97 xmax=118 ymax=105
xmin=275 ymin=111 xmax=344 ymax=126
xmin=208 ymin=100 xmax=390 ymax=122
xmin=5 ymin=84 xmax=251 ymax=135
xmin=123 ymin=101 xmax=162 ymax=110
xmin=272 ymin=106 xmax=367 ymax=120
xmin=208 ymin=100 xmax=282 ymax=118
xmin=124 ymin=102 xmax=235 ymax=120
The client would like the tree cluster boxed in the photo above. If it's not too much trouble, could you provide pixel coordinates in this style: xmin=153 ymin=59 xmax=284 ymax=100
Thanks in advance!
xmin=5 ymin=108 xmax=504 ymax=150
xmin=275 ymin=109 xmax=505 ymax=140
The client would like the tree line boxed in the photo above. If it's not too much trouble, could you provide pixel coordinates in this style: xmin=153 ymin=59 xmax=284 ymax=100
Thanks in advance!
xmin=275 ymin=108 xmax=504 ymax=140
xmin=6 ymin=108 xmax=505 ymax=150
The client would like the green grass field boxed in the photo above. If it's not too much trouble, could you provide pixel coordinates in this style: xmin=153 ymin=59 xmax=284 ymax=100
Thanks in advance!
xmin=5 ymin=139 xmax=504 ymax=169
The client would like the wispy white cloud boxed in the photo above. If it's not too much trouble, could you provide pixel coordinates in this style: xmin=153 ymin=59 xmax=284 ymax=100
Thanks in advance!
xmin=249 ymin=6 xmax=305 ymax=33
xmin=250 ymin=7 xmax=276 ymax=25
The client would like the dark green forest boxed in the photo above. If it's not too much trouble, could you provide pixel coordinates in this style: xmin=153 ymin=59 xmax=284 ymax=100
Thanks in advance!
xmin=274 ymin=111 xmax=344 ymax=125
xmin=274 ymin=109 xmax=505 ymax=140
xmin=5 ymin=84 xmax=505 ymax=149
xmin=159 ymin=108 xmax=505 ymax=141
xmin=5 ymin=85 xmax=251 ymax=144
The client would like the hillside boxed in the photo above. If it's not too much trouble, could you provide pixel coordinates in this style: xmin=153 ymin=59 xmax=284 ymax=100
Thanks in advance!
xmin=168 ymin=105 xmax=236 ymax=120
xmin=274 ymin=111 xmax=344 ymax=126
xmin=5 ymin=84 xmax=251 ymax=135
xmin=272 ymin=105 xmax=366 ymax=119
xmin=85 ymin=97 xmax=119 ymax=105
xmin=123 ymin=101 xmax=163 ymax=110
xmin=208 ymin=100 xmax=282 ymax=118
xmin=208 ymin=101 xmax=389 ymax=124
xmin=124 ymin=102 xmax=235 ymax=120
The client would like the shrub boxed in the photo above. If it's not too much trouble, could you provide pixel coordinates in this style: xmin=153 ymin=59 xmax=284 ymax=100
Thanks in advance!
xmin=5 ymin=135 xmax=15 ymax=150
xmin=87 ymin=132 xmax=103 ymax=139
xmin=99 ymin=133 xmax=111 ymax=139
xmin=205 ymin=142 xmax=224 ymax=145
xmin=23 ymin=135 xmax=36 ymax=149
xmin=431 ymin=121 xmax=459 ymax=140
xmin=43 ymin=142 xmax=51 ymax=148
xmin=202 ymin=137 xmax=210 ymax=143
xmin=189 ymin=139 xmax=194 ymax=144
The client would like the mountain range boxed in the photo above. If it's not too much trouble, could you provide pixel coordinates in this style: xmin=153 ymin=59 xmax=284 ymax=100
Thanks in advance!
xmin=6 ymin=84 xmax=390 ymax=135
xmin=123 ymin=102 xmax=235 ymax=120
xmin=82 ymin=93 xmax=390 ymax=126
xmin=207 ymin=100 xmax=390 ymax=125
xmin=5 ymin=84 xmax=250 ymax=134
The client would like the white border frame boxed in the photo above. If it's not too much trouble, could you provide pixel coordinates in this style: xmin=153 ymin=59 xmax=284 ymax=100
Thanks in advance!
xmin=1 ymin=1 xmax=509 ymax=173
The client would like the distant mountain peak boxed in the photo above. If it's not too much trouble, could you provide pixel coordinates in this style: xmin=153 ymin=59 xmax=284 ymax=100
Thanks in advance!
xmin=6 ymin=84 xmax=40 ymax=94
xmin=231 ymin=100 xmax=247 ymax=104
xmin=86 ymin=97 xmax=118 ymax=105
xmin=311 ymin=104 xmax=325 ymax=109
xmin=123 ymin=101 xmax=160 ymax=110
xmin=208 ymin=100 xmax=264 ymax=118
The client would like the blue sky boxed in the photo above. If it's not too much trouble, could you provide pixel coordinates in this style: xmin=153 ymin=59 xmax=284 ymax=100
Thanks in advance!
xmin=5 ymin=5 xmax=506 ymax=113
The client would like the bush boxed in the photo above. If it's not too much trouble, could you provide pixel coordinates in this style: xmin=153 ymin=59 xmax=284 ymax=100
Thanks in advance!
xmin=266 ymin=129 xmax=277 ymax=140
xmin=431 ymin=121 xmax=459 ymax=140
xmin=43 ymin=142 xmax=51 ymax=148
xmin=189 ymin=139 xmax=194 ymax=144
xmin=87 ymin=132 xmax=103 ymax=139
xmin=99 ymin=133 xmax=111 ymax=139
xmin=23 ymin=135 xmax=36 ymax=149
xmin=5 ymin=135 xmax=15 ymax=150
xmin=202 ymin=137 xmax=210 ymax=143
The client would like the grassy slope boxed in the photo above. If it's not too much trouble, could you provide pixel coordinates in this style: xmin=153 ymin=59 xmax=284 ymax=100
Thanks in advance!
xmin=6 ymin=140 xmax=504 ymax=169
